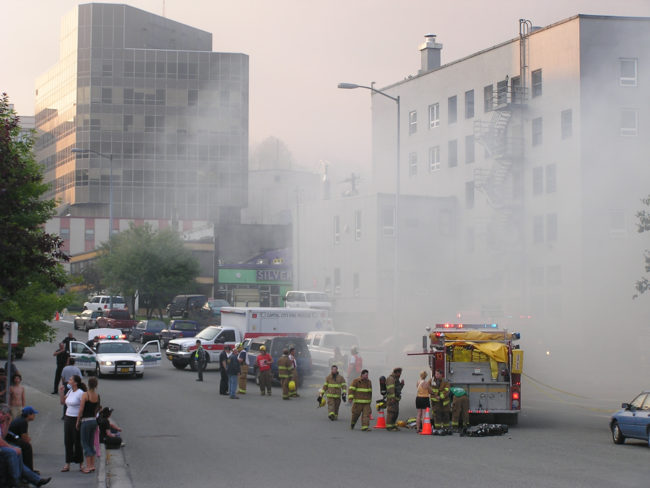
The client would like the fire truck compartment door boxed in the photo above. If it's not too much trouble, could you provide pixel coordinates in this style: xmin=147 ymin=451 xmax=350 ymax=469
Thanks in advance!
xmin=469 ymin=385 xmax=509 ymax=411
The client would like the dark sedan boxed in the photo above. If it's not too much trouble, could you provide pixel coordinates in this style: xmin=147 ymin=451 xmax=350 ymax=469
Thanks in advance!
xmin=610 ymin=391 xmax=650 ymax=446
xmin=129 ymin=319 xmax=167 ymax=344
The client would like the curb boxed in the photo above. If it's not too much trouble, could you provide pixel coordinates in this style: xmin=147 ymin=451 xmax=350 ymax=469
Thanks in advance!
xmin=100 ymin=444 xmax=132 ymax=488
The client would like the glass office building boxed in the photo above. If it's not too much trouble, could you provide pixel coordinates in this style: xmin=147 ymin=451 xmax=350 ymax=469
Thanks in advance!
xmin=35 ymin=3 xmax=249 ymax=222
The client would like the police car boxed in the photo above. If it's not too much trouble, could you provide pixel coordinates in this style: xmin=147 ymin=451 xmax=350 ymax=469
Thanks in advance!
xmin=68 ymin=328 xmax=161 ymax=378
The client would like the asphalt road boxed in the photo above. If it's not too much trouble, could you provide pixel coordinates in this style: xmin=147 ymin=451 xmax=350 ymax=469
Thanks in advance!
xmin=15 ymin=318 xmax=650 ymax=488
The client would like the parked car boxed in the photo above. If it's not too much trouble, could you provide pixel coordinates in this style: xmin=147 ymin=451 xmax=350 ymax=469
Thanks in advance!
xmin=201 ymin=299 xmax=231 ymax=324
xmin=610 ymin=391 xmax=650 ymax=446
xmin=160 ymin=320 xmax=203 ymax=348
xmin=129 ymin=319 xmax=167 ymax=344
xmin=95 ymin=309 xmax=138 ymax=334
xmin=73 ymin=310 xmax=104 ymax=331
xmin=245 ymin=335 xmax=312 ymax=386
xmin=304 ymin=331 xmax=359 ymax=370
xmin=284 ymin=291 xmax=332 ymax=311
xmin=83 ymin=295 xmax=127 ymax=311
xmin=166 ymin=294 xmax=207 ymax=319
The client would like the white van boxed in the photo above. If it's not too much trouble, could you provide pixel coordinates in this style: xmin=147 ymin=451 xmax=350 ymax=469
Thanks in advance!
xmin=83 ymin=295 xmax=126 ymax=311
xmin=284 ymin=291 xmax=332 ymax=311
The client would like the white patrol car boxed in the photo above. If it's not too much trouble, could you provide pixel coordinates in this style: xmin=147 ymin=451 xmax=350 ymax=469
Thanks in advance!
xmin=68 ymin=328 xmax=161 ymax=378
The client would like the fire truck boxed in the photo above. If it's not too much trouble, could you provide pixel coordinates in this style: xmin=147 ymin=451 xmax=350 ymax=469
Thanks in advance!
xmin=412 ymin=323 xmax=523 ymax=425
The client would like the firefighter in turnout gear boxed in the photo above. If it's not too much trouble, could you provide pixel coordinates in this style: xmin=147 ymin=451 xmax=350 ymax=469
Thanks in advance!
xmin=236 ymin=343 xmax=248 ymax=394
xmin=277 ymin=349 xmax=294 ymax=400
xmin=348 ymin=369 xmax=372 ymax=431
xmin=319 ymin=365 xmax=346 ymax=421
xmin=431 ymin=369 xmax=451 ymax=429
xmin=451 ymin=387 xmax=469 ymax=432
xmin=288 ymin=346 xmax=300 ymax=397
xmin=385 ymin=367 xmax=404 ymax=431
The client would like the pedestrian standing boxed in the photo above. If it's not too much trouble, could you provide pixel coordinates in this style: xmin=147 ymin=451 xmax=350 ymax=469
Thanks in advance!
xmin=60 ymin=358 xmax=82 ymax=419
xmin=194 ymin=340 xmax=207 ymax=382
xmin=9 ymin=374 xmax=25 ymax=420
xmin=277 ymin=349 xmax=293 ymax=400
xmin=256 ymin=345 xmax=272 ymax=396
xmin=52 ymin=342 xmax=67 ymax=394
xmin=226 ymin=347 xmax=241 ymax=399
xmin=430 ymin=369 xmax=451 ymax=430
xmin=59 ymin=375 xmax=85 ymax=472
xmin=347 ymin=346 xmax=362 ymax=380
xmin=415 ymin=370 xmax=432 ymax=432
xmin=218 ymin=346 xmax=230 ymax=395
xmin=236 ymin=343 xmax=248 ymax=394
xmin=76 ymin=377 xmax=100 ymax=473
xmin=348 ymin=369 xmax=372 ymax=431
xmin=288 ymin=346 xmax=299 ymax=398
xmin=319 ymin=365 xmax=346 ymax=421
xmin=385 ymin=367 xmax=403 ymax=431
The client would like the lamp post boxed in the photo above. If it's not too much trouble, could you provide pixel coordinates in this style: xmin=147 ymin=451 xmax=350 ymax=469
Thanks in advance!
xmin=338 ymin=82 xmax=400 ymax=339
xmin=71 ymin=147 xmax=114 ymax=309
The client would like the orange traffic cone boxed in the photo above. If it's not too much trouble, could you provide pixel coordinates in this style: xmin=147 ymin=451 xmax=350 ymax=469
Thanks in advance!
xmin=420 ymin=407 xmax=432 ymax=435
xmin=373 ymin=409 xmax=386 ymax=429
xmin=55 ymin=311 xmax=60 ymax=321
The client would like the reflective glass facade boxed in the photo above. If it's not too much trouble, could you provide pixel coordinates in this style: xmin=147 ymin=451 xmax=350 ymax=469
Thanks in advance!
xmin=35 ymin=3 xmax=249 ymax=222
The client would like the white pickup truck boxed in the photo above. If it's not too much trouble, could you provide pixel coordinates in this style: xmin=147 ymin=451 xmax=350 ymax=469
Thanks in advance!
xmin=304 ymin=331 xmax=359 ymax=370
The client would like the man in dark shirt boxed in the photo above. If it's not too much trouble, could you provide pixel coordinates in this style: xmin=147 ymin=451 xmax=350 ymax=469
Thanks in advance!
xmin=5 ymin=406 xmax=37 ymax=470
xmin=219 ymin=346 xmax=230 ymax=395
xmin=226 ymin=348 xmax=241 ymax=399
xmin=52 ymin=342 xmax=67 ymax=394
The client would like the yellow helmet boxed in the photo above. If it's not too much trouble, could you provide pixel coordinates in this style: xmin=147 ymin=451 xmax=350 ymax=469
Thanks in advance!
xmin=288 ymin=380 xmax=296 ymax=392
xmin=396 ymin=420 xmax=407 ymax=428
xmin=260 ymin=345 xmax=266 ymax=351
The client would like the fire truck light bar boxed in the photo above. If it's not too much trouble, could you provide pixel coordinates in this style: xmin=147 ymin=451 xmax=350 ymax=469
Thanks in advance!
xmin=435 ymin=323 xmax=498 ymax=329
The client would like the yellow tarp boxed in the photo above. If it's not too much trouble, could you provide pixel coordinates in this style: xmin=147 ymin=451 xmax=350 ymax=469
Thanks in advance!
xmin=444 ymin=340 xmax=509 ymax=363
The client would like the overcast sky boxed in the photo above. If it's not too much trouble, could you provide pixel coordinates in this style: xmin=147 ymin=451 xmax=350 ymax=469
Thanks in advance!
xmin=2 ymin=0 xmax=649 ymax=173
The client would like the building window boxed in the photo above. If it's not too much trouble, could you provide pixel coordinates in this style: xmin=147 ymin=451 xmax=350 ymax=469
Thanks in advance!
xmin=465 ymin=181 xmax=475 ymax=209
xmin=382 ymin=206 xmax=395 ymax=237
xmin=511 ymin=76 xmax=522 ymax=103
xmin=428 ymin=103 xmax=440 ymax=128
xmin=620 ymin=58 xmax=637 ymax=86
xmin=334 ymin=268 xmax=341 ymax=295
xmin=102 ymin=62 xmax=112 ymax=77
xmin=85 ymin=228 xmax=95 ymax=241
xmin=448 ymin=96 xmax=457 ymax=124
xmin=333 ymin=216 xmax=340 ymax=244
xmin=409 ymin=110 xmax=417 ymax=135
xmin=123 ymin=115 xmax=133 ymax=132
xmin=60 ymin=228 xmax=70 ymax=241
xmin=620 ymin=109 xmax=638 ymax=136
xmin=354 ymin=210 xmax=361 ymax=240
xmin=533 ymin=216 xmax=544 ymax=243
xmin=465 ymin=135 xmax=475 ymax=164
xmin=533 ymin=166 xmax=543 ymax=195
xmin=428 ymin=145 xmax=440 ymax=172
xmin=546 ymin=164 xmax=556 ymax=193
xmin=353 ymin=272 xmax=360 ymax=297
xmin=409 ymin=152 xmax=417 ymax=176
xmin=496 ymin=79 xmax=508 ymax=106
xmin=561 ymin=109 xmax=572 ymax=139
xmin=532 ymin=69 xmax=542 ymax=97
xmin=483 ymin=85 xmax=493 ymax=112
xmin=448 ymin=140 xmax=458 ymax=167
xmin=145 ymin=115 xmax=155 ymax=133
xmin=101 ymin=88 xmax=112 ymax=104
xmin=465 ymin=89 xmax=474 ymax=119
xmin=188 ymin=90 xmax=198 ymax=106
xmin=546 ymin=214 xmax=557 ymax=242
xmin=532 ymin=117 xmax=543 ymax=146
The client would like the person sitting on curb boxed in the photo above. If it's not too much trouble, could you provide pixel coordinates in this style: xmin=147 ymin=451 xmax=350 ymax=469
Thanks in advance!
xmin=97 ymin=407 xmax=123 ymax=449
xmin=5 ymin=406 xmax=38 ymax=472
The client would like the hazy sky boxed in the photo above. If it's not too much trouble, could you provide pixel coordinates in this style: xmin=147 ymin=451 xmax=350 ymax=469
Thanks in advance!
xmin=2 ymin=0 xmax=649 ymax=174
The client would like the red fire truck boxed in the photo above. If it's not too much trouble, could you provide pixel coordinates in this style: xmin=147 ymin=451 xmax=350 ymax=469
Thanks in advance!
xmin=412 ymin=323 xmax=523 ymax=425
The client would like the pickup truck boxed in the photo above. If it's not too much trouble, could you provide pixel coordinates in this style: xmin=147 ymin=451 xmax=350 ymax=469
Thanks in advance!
xmin=165 ymin=325 xmax=242 ymax=370
xmin=304 ymin=331 xmax=359 ymax=370
xmin=95 ymin=309 xmax=138 ymax=334
xmin=160 ymin=320 xmax=203 ymax=349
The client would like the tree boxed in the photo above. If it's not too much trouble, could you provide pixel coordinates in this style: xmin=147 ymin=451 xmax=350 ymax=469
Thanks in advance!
xmin=0 ymin=93 xmax=69 ymax=346
xmin=634 ymin=194 xmax=650 ymax=298
xmin=98 ymin=223 xmax=199 ymax=318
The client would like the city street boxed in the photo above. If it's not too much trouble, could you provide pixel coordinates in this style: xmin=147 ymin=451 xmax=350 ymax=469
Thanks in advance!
xmin=15 ymin=318 xmax=650 ymax=488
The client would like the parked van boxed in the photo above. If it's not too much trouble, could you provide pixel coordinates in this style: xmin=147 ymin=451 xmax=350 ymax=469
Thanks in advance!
xmin=166 ymin=294 xmax=207 ymax=319
xmin=284 ymin=291 xmax=332 ymax=311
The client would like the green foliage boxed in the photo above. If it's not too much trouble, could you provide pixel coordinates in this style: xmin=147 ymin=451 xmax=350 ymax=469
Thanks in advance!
xmin=98 ymin=223 xmax=199 ymax=318
xmin=634 ymin=195 xmax=650 ymax=298
xmin=0 ymin=93 xmax=70 ymax=345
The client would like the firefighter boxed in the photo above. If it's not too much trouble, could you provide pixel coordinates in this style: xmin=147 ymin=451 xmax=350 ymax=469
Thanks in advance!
xmin=348 ymin=369 xmax=372 ymax=431
xmin=347 ymin=346 xmax=362 ymax=380
xmin=236 ymin=343 xmax=248 ymax=394
xmin=385 ymin=367 xmax=404 ymax=431
xmin=319 ymin=365 xmax=346 ymax=421
xmin=256 ymin=345 xmax=273 ymax=396
xmin=194 ymin=339 xmax=207 ymax=382
xmin=451 ymin=387 xmax=469 ymax=432
xmin=431 ymin=369 xmax=451 ymax=429
xmin=288 ymin=346 xmax=299 ymax=398
xmin=277 ymin=348 xmax=294 ymax=400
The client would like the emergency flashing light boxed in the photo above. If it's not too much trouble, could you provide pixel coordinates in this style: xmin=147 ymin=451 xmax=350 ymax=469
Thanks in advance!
xmin=512 ymin=391 xmax=520 ymax=400
xmin=434 ymin=323 xmax=499 ymax=329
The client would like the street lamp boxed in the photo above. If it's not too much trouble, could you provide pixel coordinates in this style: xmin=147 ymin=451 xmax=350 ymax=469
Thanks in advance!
xmin=338 ymin=82 xmax=401 ymax=340
xmin=71 ymin=147 xmax=114 ymax=309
